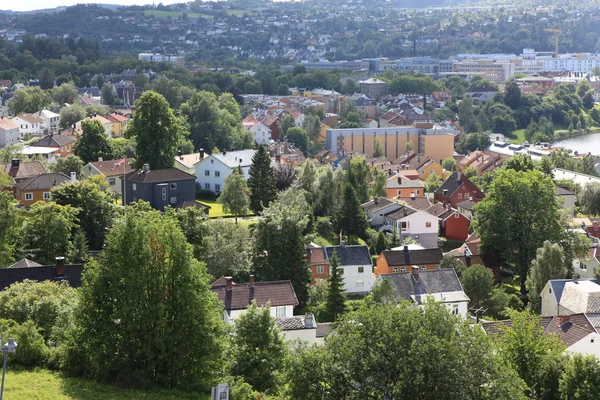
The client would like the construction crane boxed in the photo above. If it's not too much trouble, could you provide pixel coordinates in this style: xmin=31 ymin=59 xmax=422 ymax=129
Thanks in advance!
xmin=544 ymin=28 xmax=562 ymax=58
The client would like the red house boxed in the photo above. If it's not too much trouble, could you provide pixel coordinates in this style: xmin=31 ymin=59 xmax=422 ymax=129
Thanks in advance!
xmin=307 ymin=244 xmax=330 ymax=285
xmin=426 ymin=203 xmax=470 ymax=241
xmin=434 ymin=171 xmax=484 ymax=209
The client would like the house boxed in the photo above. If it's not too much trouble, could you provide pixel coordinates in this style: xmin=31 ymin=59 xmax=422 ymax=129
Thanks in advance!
xmin=556 ymin=186 xmax=576 ymax=216
xmin=483 ymin=314 xmax=600 ymax=359
xmin=385 ymin=173 xmax=425 ymax=200
xmin=123 ymin=165 xmax=196 ymax=211
xmin=381 ymin=204 xmax=439 ymax=248
xmin=361 ymin=197 xmax=404 ymax=228
xmin=414 ymin=158 xmax=444 ymax=181
xmin=375 ymin=246 xmax=444 ymax=276
xmin=11 ymin=113 xmax=43 ymax=136
xmin=0 ymin=159 xmax=47 ymax=186
xmin=30 ymin=134 xmax=76 ymax=158
xmin=211 ymin=276 xmax=299 ymax=323
xmin=0 ymin=118 xmax=19 ymax=148
xmin=174 ymin=151 xmax=205 ymax=175
xmin=375 ymin=268 xmax=470 ymax=317
xmin=82 ymin=158 xmax=135 ymax=196
xmin=541 ymin=278 xmax=600 ymax=317
xmin=434 ymin=171 xmax=484 ymax=208
xmin=20 ymin=146 xmax=59 ymax=163
xmin=307 ymin=244 xmax=329 ymax=284
xmin=323 ymin=244 xmax=374 ymax=294
xmin=268 ymin=142 xmax=305 ymax=166
xmin=276 ymin=314 xmax=318 ymax=346
xmin=464 ymin=87 xmax=498 ymax=103
xmin=34 ymin=109 xmax=61 ymax=134
xmin=7 ymin=258 xmax=42 ymax=268
xmin=194 ymin=150 xmax=256 ymax=194
xmin=16 ymin=172 xmax=72 ymax=207
xmin=426 ymin=202 xmax=470 ymax=241
xmin=456 ymin=199 xmax=476 ymax=220
xmin=243 ymin=116 xmax=272 ymax=145
xmin=573 ymin=246 xmax=600 ymax=280
xmin=105 ymin=113 xmax=129 ymax=137
xmin=0 ymin=257 xmax=83 ymax=291
xmin=75 ymin=115 xmax=113 ymax=137
xmin=446 ymin=231 xmax=501 ymax=281
xmin=457 ymin=150 xmax=489 ymax=171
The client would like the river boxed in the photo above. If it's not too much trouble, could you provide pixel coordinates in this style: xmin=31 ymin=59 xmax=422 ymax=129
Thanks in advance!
xmin=553 ymin=133 xmax=600 ymax=156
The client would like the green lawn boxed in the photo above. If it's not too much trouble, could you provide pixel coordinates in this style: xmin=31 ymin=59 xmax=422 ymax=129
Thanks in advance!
xmin=3 ymin=369 xmax=209 ymax=400
xmin=226 ymin=9 xmax=253 ymax=16
xmin=143 ymin=10 xmax=212 ymax=19
xmin=509 ymin=129 xmax=525 ymax=144
xmin=198 ymin=200 xmax=256 ymax=220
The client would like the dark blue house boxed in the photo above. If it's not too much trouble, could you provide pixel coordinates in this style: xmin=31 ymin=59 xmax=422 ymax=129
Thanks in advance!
xmin=123 ymin=165 xmax=197 ymax=211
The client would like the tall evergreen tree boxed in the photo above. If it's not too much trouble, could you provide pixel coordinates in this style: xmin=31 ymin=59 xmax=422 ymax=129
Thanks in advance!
xmin=248 ymin=145 xmax=276 ymax=214
xmin=337 ymin=184 xmax=368 ymax=243
xmin=326 ymin=251 xmax=347 ymax=321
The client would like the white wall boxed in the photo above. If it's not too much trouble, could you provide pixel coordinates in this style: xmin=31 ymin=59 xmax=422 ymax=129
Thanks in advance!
xmin=11 ymin=117 xmax=42 ymax=136
xmin=283 ymin=329 xmax=317 ymax=347
xmin=225 ymin=305 xmax=294 ymax=323
xmin=195 ymin=156 xmax=250 ymax=194
xmin=541 ymin=283 xmax=559 ymax=317
xmin=385 ymin=211 xmax=439 ymax=248
xmin=573 ymin=257 xmax=600 ymax=280
xmin=342 ymin=265 xmax=375 ymax=294
xmin=0 ymin=127 xmax=19 ymax=147
xmin=567 ymin=333 xmax=600 ymax=358
xmin=366 ymin=203 xmax=401 ymax=226
xmin=251 ymin=123 xmax=271 ymax=145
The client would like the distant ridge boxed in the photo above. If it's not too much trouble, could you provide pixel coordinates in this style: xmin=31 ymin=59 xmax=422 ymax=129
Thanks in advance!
xmin=0 ymin=3 xmax=124 ymax=14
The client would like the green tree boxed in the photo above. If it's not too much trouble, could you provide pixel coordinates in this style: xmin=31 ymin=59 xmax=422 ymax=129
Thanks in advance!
xmin=74 ymin=119 xmax=114 ymax=164
xmin=38 ymin=68 xmax=55 ymax=90
xmin=220 ymin=168 xmax=249 ymax=224
xmin=0 ymin=191 xmax=22 ymax=268
xmin=457 ymin=97 xmax=477 ymax=133
xmin=126 ymin=91 xmax=181 ymax=170
xmin=68 ymin=205 xmax=226 ymax=390
xmin=22 ymin=202 xmax=79 ymax=265
xmin=526 ymin=241 xmax=567 ymax=312
xmin=578 ymin=182 xmax=600 ymax=215
xmin=101 ymin=83 xmax=116 ymax=106
xmin=307 ymin=278 xmax=329 ymax=322
xmin=203 ymin=221 xmax=251 ymax=280
xmin=51 ymin=176 xmax=117 ymax=250
xmin=248 ymin=145 xmax=276 ymax=214
xmin=455 ymin=132 xmax=491 ymax=154
xmin=279 ymin=113 xmax=295 ymax=137
xmin=473 ymin=169 xmax=563 ymax=295
xmin=504 ymin=81 xmax=522 ymax=109
xmin=463 ymin=166 xmax=477 ymax=179
xmin=302 ymin=114 xmax=322 ymax=141
xmin=425 ymin=173 xmax=443 ymax=193
xmin=370 ymin=278 xmax=396 ymax=305
xmin=559 ymin=355 xmax=600 ymax=400
xmin=8 ymin=86 xmax=52 ymax=115
xmin=337 ymin=184 xmax=368 ymax=242
xmin=284 ymin=127 xmax=309 ymax=155
xmin=460 ymin=264 xmax=492 ymax=308
xmin=369 ymin=167 xmax=387 ymax=199
xmin=230 ymin=302 xmax=286 ymax=393
xmin=59 ymin=104 xmax=86 ymax=130
xmin=165 ymin=206 xmax=209 ymax=261
xmin=442 ymin=157 xmax=456 ymax=171
xmin=346 ymin=156 xmax=370 ymax=204
xmin=51 ymin=82 xmax=77 ymax=105
xmin=50 ymin=155 xmax=83 ymax=177
xmin=326 ymin=251 xmax=347 ymax=321
xmin=440 ymin=254 xmax=466 ymax=277
xmin=373 ymin=137 xmax=383 ymax=158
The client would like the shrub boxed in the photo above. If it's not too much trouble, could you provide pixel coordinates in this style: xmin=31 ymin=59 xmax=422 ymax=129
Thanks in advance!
xmin=0 ymin=319 xmax=49 ymax=368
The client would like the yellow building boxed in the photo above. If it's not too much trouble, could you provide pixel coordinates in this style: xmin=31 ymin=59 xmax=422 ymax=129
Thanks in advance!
xmin=106 ymin=113 xmax=130 ymax=137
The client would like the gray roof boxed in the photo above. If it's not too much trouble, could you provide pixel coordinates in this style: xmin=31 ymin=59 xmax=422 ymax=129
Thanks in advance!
xmin=8 ymin=259 xmax=42 ymax=268
xmin=16 ymin=173 xmax=70 ymax=191
xmin=31 ymin=134 xmax=76 ymax=148
xmin=361 ymin=197 xmax=397 ymax=213
xmin=379 ymin=269 xmax=467 ymax=304
xmin=456 ymin=200 xmax=476 ymax=211
xmin=324 ymin=245 xmax=372 ymax=266
xmin=383 ymin=205 xmax=418 ymax=221
xmin=381 ymin=248 xmax=443 ymax=267
xmin=211 ymin=150 xmax=256 ymax=168
xmin=555 ymin=186 xmax=575 ymax=196
xmin=126 ymin=168 xmax=196 ymax=183
xmin=386 ymin=174 xmax=425 ymax=189
xmin=276 ymin=316 xmax=316 ymax=331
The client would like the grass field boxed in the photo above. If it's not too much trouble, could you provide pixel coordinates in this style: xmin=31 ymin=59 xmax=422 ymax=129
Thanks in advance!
xmin=143 ymin=10 xmax=212 ymax=19
xmin=3 ymin=369 xmax=209 ymax=400
xmin=198 ymin=199 xmax=256 ymax=221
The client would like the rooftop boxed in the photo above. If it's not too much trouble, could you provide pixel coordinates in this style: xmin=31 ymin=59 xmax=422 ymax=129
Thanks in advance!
xmin=16 ymin=173 xmax=70 ymax=191
xmin=379 ymin=269 xmax=467 ymax=305
xmin=210 ymin=150 xmax=256 ymax=168
xmin=126 ymin=168 xmax=196 ymax=183
xmin=88 ymin=158 xmax=135 ymax=177
xmin=211 ymin=278 xmax=299 ymax=311
xmin=324 ymin=245 xmax=372 ymax=266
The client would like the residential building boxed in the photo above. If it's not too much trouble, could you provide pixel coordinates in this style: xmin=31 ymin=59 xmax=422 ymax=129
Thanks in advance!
xmin=553 ymin=169 xmax=600 ymax=189
xmin=16 ymin=172 xmax=71 ymax=207
xmin=0 ymin=118 xmax=19 ymax=148
xmin=381 ymin=204 xmax=439 ymax=248
xmin=34 ymin=109 xmax=61 ymax=133
xmin=323 ymin=244 xmax=374 ymax=294
xmin=446 ymin=231 xmax=501 ymax=281
xmin=0 ymin=159 xmax=47 ymax=186
xmin=456 ymin=199 xmax=476 ymax=220
xmin=358 ymin=78 xmax=387 ymax=98
xmin=82 ymin=158 xmax=135 ymax=196
xmin=573 ymin=246 xmax=600 ymax=280
xmin=211 ymin=276 xmax=299 ymax=323
xmin=11 ymin=113 xmax=43 ymax=136
xmin=375 ymin=246 xmax=444 ymax=276
xmin=385 ymin=174 xmax=425 ymax=200
xmin=7 ymin=259 xmax=42 ymax=268
xmin=464 ymin=86 xmax=500 ymax=102
xmin=20 ymin=145 xmax=59 ymax=163
xmin=30 ymin=134 xmax=76 ymax=158
xmin=426 ymin=202 xmax=470 ymax=241
xmin=0 ymin=257 xmax=83 ymax=291
xmin=194 ymin=150 xmax=256 ymax=194
xmin=123 ymin=165 xmax=196 ymax=211
xmin=434 ymin=171 xmax=484 ymax=208
xmin=75 ymin=115 xmax=113 ymax=137
xmin=138 ymin=53 xmax=184 ymax=65
xmin=105 ymin=113 xmax=129 ymax=137
xmin=414 ymin=158 xmax=444 ymax=181
xmin=276 ymin=314 xmax=318 ymax=345
xmin=268 ymin=142 xmax=305 ymax=166
xmin=307 ymin=243 xmax=329 ymax=284
xmin=249 ymin=120 xmax=272 ymax=145
xmin=541 ymin=278 xmax=600 ymax=317
xmin=361 ymin=197 xmax=404 ymax=228
xmin=174 ymin=151 xmax=205 ymax=175
xmin=556 ymin=186 xmax=576 ymax=215
xmin=375 ymin=268 xmax=469 ymax=317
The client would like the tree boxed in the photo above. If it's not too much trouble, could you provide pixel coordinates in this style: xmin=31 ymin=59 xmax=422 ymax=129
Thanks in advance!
xmin=126 ymin=91 xmax=182 ymax=170
xmin=526 ymin=241 xmax=567 ymax=312
xmin=579 ymin=182 xmax=600 ymax=216
xmin=51 ymin=82 xmax=77 ymax=105
xmin=50 ymin=155 xmax=83 ymax=178
xmin=22 ymin=202 xmax=79 ymax=265
xmin=442 ymin=157 xmax=456 ymax=171
xmin=59 ymin=104 xmax=85 ymax=130
xmin=460 ymin=264 xmax=492 ymax=308
xmin=302 ymin=114 xmax=321 ymax=141
xmin=337 ymin=184 xmax=368 ymax=242
xmin=284 ymin=127 xmax=309 ymax=156
xmin=559 ymin=355 xmax=600 ymax=400
xmin=424 ymin=173 xmax=443 ymax=193
xmin=457 ymin=97 xmax=477 ymax=133
xmin=473 ymin=169 xmax=563 ymax=295
xmin=0 ymin=191 xmax=22 ymax=268
xmin=165 ymin=206 xmax=209 ymax=261
xmin=373 ymin=137 xmax=383 ymax=158
xmin=582 ymin=91 xmax=595 ymax=109
xmin=279 ymin=113 xmax=295 ymax=137
xmin=38 ymin=68 xmax=55 ymax=90
xmin=230 ymin=302 xmax=286 ymax=393
xmin=440 ymin=254 xmax=467 ymax=277
xmin=68 ymin=206 xmax=226 ymax=390
xmin=203 ymin=222 xmax=251 ymax=280
xmin=326 ymin=251 xmax=347 ymax=321
xmin=286 ymin=301 xmax=528 ymax=400
xmin=370 ymin=278 xmax=395 ymax=305
xmin=8 ymin=86 xmax=52 ymax=115
xmin=275 ymin=163 xmax=297 ymax=191
xmin=248 ymin=145 xmax=276 ymax=214
xmin=51 ymin=176 xmax=117 ymax=250
xmin=369 ymin=167 xmax=387 ymax=198
xmin=101 ymin=83 xmax=116 ymax=106
xmin=220 ymin=168 xmax=249 ymax=224
xmin=455 ymin=132 xmax=491 ymax=154
xmin=307 ymin=279 xmax=329 ymax=321
xmin=346 ymin=156 xmax=370 ymax=204
xmin=504 ymin=81 xmax=522 ymax=109
xmin=463 ymin=166 xmax=477 ymax=179
xmin=74 ymin=119 xmax=114 ymax=164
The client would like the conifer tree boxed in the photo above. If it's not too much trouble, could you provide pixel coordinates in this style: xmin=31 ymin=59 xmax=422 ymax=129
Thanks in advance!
xmin=326 ymin=251 xmax=347 ymax=322
xmin=337 ymin=184 xmax=368 ymax=243
xmin=248 ymin=145 xmax=276 ymax=214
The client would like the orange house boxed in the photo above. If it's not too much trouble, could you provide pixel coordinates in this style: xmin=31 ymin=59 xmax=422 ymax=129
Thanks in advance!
xmin=307 ymin=245 xmax=330 ymax=285
xmin=16 ymin=173 xmax=71 ymax=207
xmin=30 ymin=134 xmax=77 ymax=158
xmin=414 ymin=158 xmax=444 ymax=181
xmin=385 ymin=174 xmax=425 ymax=200
xmin=375 ymin=247 xmax=443 ymax=277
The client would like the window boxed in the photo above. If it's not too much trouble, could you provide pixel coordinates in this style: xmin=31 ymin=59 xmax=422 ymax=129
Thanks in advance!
xmin=415 ymin=189 xmax=420 ymax=195
xmin=430 ymin=169 xmax=434 ymax=174
xmin=205 ymin=183 xmax=210 ymax=190
xmin=132 ymin=183 xmax=137 ymax=191
xmin=215 ymin=184 xmax=221 ymax=192
xmin=210 ymin=159 xmax=214 ymax=164
xmin=316 ymin=265 xmax=324 ymax=274
xmin=358 ymin=267 xmax=364 ymax=273
xmin=426 ymin=222 xmax=432 ymax=228
xmin=170 ymin=183 xmax=177 ymax=190
xmin=356 ymin=280 xmax=364 ymax=287
xmin=392 ymin=267 xmax=399 ymax=273
xmin=205 ymin=170 xmax=210 ymax=176
xmin=400 ymin=221 xmax=408 ymax=232
xmin=170 ymin=197 xmax=177 ymax=204
xmin=580 ymin=262 xmax=587 ymax=271
xmin=162 ymin=187 xmax=167 ymax=201
xmin=435 ymin=265 xmax=441 ymax=270
xmin=24 ymin=193 xmax=33 ymax=201
xmin=455 ymin=213 xmax=460 ymax=219
xmin=421 ymin=266 xmax=427 ymax=271
xmin=400 ymin=267 xmax=406 ymax=273
xmin=215 ymin=171 xmax=220 ymax=177
xmin=108 ymin=178 xmax=116 ymax=185
xmin=452 ymin=304 xmax=459 ymax=315
xmin=43 ymin=192 xmax=50 ymax=200
xmin=276 ymin=306 xmax=286 ymax=318
xmin=458 ymin=193 xmax=462 ymax=199
xmin=397 ymin=190 xmax=402 ymax=196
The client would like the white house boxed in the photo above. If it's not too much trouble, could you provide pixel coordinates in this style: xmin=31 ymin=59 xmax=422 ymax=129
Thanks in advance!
xmin=11 ymin=113 xmax=43 ymax=136
xmin=20 ymin=146 xmax=58 ymax=163
xmin=35 ymin=109 xmax=61 ymax=133
xmin=276 ymin=314 xmax=318 ymax=346
xmin=361 ymin=197 xmax=404 ymax=227
xmin=376 ymin=268 xmax=470 ymax=318
xmin=81 ymin=158 xmax=135 ymax=196
xmin=0 ymin=118 xmax=20 ymax=148
xmin=541 ymin=278 xmax=600 ymax=317
xmin=210 ymin=276 xmax=299 ymax=323
xmin=324 ymin=244 xmax=374 ymax=294
xmin=573 ymin=246 xmax=600 ymax=280
xmin=381 ymin=204 xmax=440 ymax=248
xmin=248 ymin=121 xmax=272 ymax=145
xmin=174 ymin=152 xmax=205 ymax=175
xmin=194 ymin=149 xmax=256 ymax=194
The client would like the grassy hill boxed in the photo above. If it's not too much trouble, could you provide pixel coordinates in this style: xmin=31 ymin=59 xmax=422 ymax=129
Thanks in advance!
xmin=3 ymin=369 xmax=210 ymax=400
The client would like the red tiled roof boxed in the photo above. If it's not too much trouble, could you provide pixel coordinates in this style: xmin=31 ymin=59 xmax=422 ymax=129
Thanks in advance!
xmin=211 ymin=279 xmax=299 ymax=310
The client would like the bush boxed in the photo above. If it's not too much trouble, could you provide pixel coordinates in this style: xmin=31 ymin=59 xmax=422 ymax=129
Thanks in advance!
xmin=0 ymin=319 xmax=49 ymax=368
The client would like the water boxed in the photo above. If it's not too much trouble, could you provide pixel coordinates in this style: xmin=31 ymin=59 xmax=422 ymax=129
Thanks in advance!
xmin=553 ymin=133 xmax=600 ymax=156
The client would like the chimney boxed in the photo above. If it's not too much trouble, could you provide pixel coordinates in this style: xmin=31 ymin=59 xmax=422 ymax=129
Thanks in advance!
xmin=304 ymin=313 xmax=316 ymax=328
xmin=340 ymin=239 xmax=346 ymax=248
xmin=404 ymin=245 xmax=409 ymax=253
xmin=70 ymin=172 xmax=76 ymax=182
xmin=456 ymin=171 xmax=461 ymax=181
xmin=225 ymin=276 xmax=233 ymax=290
xmin=10 ymin=159 xmax=19 ymax=168
xmin=410 ymin=191 xmax=415 ymax=200
xmin=249 ymin=275 xmax=255 ymax=286
xmin=388 ymin=168 xmax=392 ymax=176
xmin=222 ymin=150 xmax=227 ymax=156
xmin=55 ymin=256 xmax=65 ymax=277
xmin=199 ymin=148 xmax=205 ymax=159
xmin=558 ymin=314 xmax=571 ymax=327
xmin=397 ymin=176 xmax=402 ymax=185
xmin=443 ymin=189 xmax=448 ymax=197
xmin=374 ymin=196 xmax=379 ymax=205
xmin=98 ymin=156 xmax=103 ymax=162
xmin=143 ymin=163 xmax=150 ymax=173
xmin=411 ymin=265 xmax=420 ymax=281
xmin=248 ymin=275 xmax=255 ymax=303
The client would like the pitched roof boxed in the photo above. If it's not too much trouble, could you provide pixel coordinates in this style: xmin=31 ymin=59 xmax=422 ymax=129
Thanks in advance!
xmin=209 ymin=150 xmax=256 ymax=168
xmin=211 ymin=280 xmax=299 ymax=311
xmin=381 ymin=248 xmax=443 ymax=267
xmin=276 ymin=315 xmax=316 ymax=331
xmin=0 ymin=118 xmax=18 ymax=131
xmin=175 ymin=153 xmax=205 ymax=169
xmin=7 ymin=259 xmax=42 ymax=269
xmin=308 ymin=247 xmax=328 ymax=266
xmin=175 ymin=200 xmax=210 ymax=211
xmin=126 ymin=168 xmax=196 ymax=183
xmin=379 ymin=269 xmax=468 ymax=304
xmin=401 ymin=196 xmax=432 ymax=211
xmin=361 ymin=197 xmax=398 ymax=213
xmin=555 ymin=186 xmax=575 ymax=196
xmin=386 ymin=174 xmax=424 ymax=189
xmin=105 ymin=113 xmax=129 ymax=123
xmin=435 ymin=171 xmax=479 ymax=197
xmin=15 ymin=113 xmax=43 ymax=124
xmin=0 ymin=264 xmax=84 ymax=291
xmin=456 ymin=200 xmax=476 ymax=211
xmin=383 ymin=205 xmax=419 ymax=221
xmin=0 ymin=161 xmax=47 ymax=181
xmin=16 ymin=173 xmax=70 ymax=191
xmin=31 ymin=134 xmax=76 ymax=148
xmin=324 ymin=245 xmax=372 ymax=266
xmin=426 ymin=203 xmax=459 ymax=220
xmin=88 ymin=158 xmax=135 ymax=177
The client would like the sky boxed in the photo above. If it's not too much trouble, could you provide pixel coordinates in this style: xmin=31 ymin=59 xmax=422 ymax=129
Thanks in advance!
xmin=5 ymin=0 xmax=183 ymax=12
